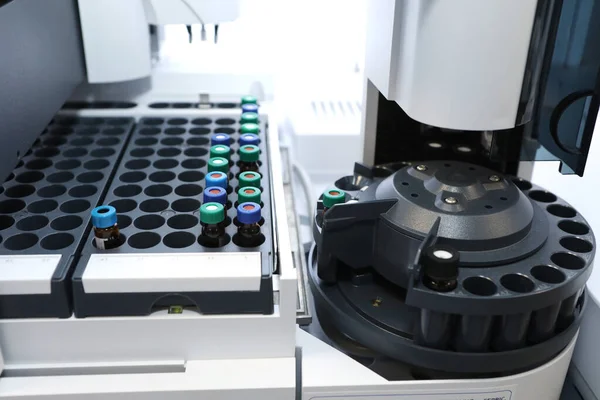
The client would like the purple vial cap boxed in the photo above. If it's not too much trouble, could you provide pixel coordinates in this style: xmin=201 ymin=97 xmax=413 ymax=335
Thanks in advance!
xmin=203 ymin=186 xmax=227 ymax=205
xmin=237 ymin=202 xmax=261 ymax=224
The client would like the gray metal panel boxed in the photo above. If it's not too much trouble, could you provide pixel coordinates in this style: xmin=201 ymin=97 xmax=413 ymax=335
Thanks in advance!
xmin=0 ymin=0 xmax=85 ymax=182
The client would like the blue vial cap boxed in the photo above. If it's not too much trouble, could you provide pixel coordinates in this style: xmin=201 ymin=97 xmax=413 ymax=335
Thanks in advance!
xmin=237 ymin=202 xmax=261 ymax=224
xmin=203 ymin=186 xmax=227 ymax=205
xmin=242 ymin=103 xmax=259 ymax=113
xmin=91 ymin=205 xmax=117 ymax=229
xmin=239 ymin=133 xmax=260 ymax=146
xmin=206 ymin=171 xmax=228 ymax=189
xmin=211 ymin=133 xmax=231 ymax=146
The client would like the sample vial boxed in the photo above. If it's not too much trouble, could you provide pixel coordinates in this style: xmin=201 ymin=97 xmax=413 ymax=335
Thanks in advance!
xmin=238 ymin=145 xmax=260 ymax=173
xmin=241 ymin=103 xmax=259 ymax=113
xmin=238 ymin=186 xmax=261 ymax=205
xmin=203 ymin=186 xmax=227 ymax=205
xmin=210 ymin=144 xmax=231 ymax=160
xmin=208 ymin=157 xmax=229 ymax=174
xmin=240 ymin=123 xmax=260 ymax=135
xmin=240 ymin=112 xmax=259 ymax=125
xmin=241 ymin=95 xmax=258 ymax=105
xmin=211 ymin=133 xmax=231 ymax=147
xmin=322 ymin=189 xmax=346 ymax=214
xmin=239 ymin=171 xmax=261 ymax=188
xmin=239 ymin=133 xmax=260 ymax=147
xmin=91 ymin=205 xmax=121 ymax=250
xmin=236 ymin=202 xmax=263 ymax=247
xmin=200 ymin=202 xmax=228 ymax=248
xmin=205 ymin=171 xmax=228 ymax=189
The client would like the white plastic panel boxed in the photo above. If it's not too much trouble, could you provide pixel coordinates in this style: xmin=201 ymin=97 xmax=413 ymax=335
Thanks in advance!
xmin=78 ymin=0 xmax=151 ymax=83
xmin=145 ymin=0 xmax=240 ymax=25
xmin=0 ymin=255 xmax=60 ymax=295
xmin=82 ymin=253 xmax=261 ymax=293
xmin=366 ymin=0 xmax=538 ymax=131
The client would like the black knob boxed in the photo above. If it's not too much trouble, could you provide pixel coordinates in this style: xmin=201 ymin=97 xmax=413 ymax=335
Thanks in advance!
xmin=422 ymin=245 xmax=460 ymax=292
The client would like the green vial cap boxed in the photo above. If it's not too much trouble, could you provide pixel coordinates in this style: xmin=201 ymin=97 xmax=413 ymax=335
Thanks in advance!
xmin=240 ymin=123 xmax=260 ymax=134
xmin=241 ymin=95 xmax=257 ymax=105
xmin=239 ymin=171 xmax=261 ymax=188
xmin=323 ymin=189 xmax=346 ymax=208
xmin=239 ymin=145 xmax=260 ymax=162
xmin=208 ymin=157 xmax=229 ymax=173
xmin=240 ymin=112 xmax=259 ymax=124
xmin=210 ymin=145 xmax=231 ymax=160
xmin=200 ymin=202 xmax=225 ymax=224
xmin=238 ymin=186 xmax=262 ymax=204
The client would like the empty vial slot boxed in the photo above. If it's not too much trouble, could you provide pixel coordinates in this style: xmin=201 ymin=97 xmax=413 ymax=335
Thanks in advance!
xmin=26 ymin=159 xmax=53 ymax=170
xmin=114 ymin=185 xmax=143 ymax=198
xmin=191 ymin=118 xmax=212 ymax=125
xmin=35 ymin=147 xmax=61 ymax=158
xmin=38 ymin=185 xmax=67 ymax=198
xmin=0 ymin=199 xmax=26 ymax=213
xmin=164 ymin=128 xmax=185 ymax=135
xmin=558 ymin=220 xmax=589 ymax=235
xmin=63 ymin=147 xmax=87 ymax=158
xmin=184 ymin=148 xmax=208 ymax=157
xmin=47 ymin=172 xmax=74 ymax=183
xmin=16 ymin=171 xmax=44 ymax=183
xmin=142 ymin=118 xmax=164 ymax=126
xmin=55 ymin=159 xmax=81 ymax=170
xmin=215 ymin=127 xmax=235 ymax=134
xmin=139 ymin=199 xmax=169 ymax=213
xmin=120 ymin=172 xmax=146 ymax=183
xmin=125 ymin=159 xmax=151 ymax=170
xmin=178 ymin=171 xmax=204 ymax=183
xmin=0 ymin=216 xmax=14 ymax=230
xmin=551 ymin=252 xmax=585 ymax=270
xmin=30 ymin=199 xmax=58 ymax=213
xmin=109 ymin=199 xmax=137 ymax=213
xmin=69 ymin=185 xmax=97 ymax=198
xmin=117 ymin=215 xmax=132 ymax=229
xmin=102 ymin=128 xmax=125 ymax=135
xmin=17 ymin=216 xmax=49 ymax=231
xmin=167 ymin=214 xmax=198 ymax=230
xmin=41 ymin=233 xmax=74 ymax=250
xmin=181 ymin=159 xmax=206 ymax=169
xmin=144 ymin=184 xmax=172 ymax=197
xmin=560 ymin=237 xmax=593 ymax=253
xmin=134 ymin=215 xmax=166 ymax=230
xmin=153 ymin=159 xmax=179 ymax=170
xmin=216 ymin=118 xmax=235 ymax=125
xmin=130 ymin=148 xmax=155 ymax=157
xmin=84 ymin=159 xmax=110 ymax=170
xmin=187 ymin=137 xmax=209 ymax=146
xmin=5 ymin=184 xmax=36 ymax=198
xmin=135 ymin=138 xmax=158 ymax=146
xmin=51 ymin=215 xmax=83 ymax=231
xmin=139 ymin=128 xmax=161 ymax=136
xmin=149 ymin=171 xmax=176 ymax=183
xmin=167 ymin=118 xmax=188 ymax=126
xmin=128 ymin=232 xmax=161 ymax=249
xmin=190 ymin=127 xmax=211 ymax=135
xmin=171 ymin=199 xmax=200 ymax=213
xmin=76 ymin=127 xmax=99 ymax=136
xmin=175 ymin=184 xmax=203 ymax=197
xmin=71 ymin=137 xmax=94 ymax=146
xmin=77 ymin=172 xmax=104 ymax=183
xmin=4 ymin=233 xmax=38 ymax=250
xmin=163 ymin=232 xmax=196 ymax=249
xmin=91 ymin=148 xmax=116 ymax=158
xmin=157 ymin=148 xmax=182 ymax=157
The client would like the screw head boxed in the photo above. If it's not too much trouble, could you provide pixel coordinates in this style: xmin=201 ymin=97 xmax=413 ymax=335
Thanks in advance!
xmin=416 ymin=165 xmax=427 ymax=171
xmin=444 ymin=197 xmax=458 ymax=204
xmin=489 ymin=175 xmax=501 ymax=182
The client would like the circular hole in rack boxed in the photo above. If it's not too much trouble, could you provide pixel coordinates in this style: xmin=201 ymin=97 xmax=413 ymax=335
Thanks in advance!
xmin=462 ymin=276 xmax=497 ymax=296
xmin=51 ymin=215 xmax=83 ymax=231
xmin=84 ymin=159 xmax=110 ymax=171
xmin=0 ymin=199 xmax=25 ymax=213
xmin=82 ymin=118 xmax=104 ymax=126
xmin=76 ymin=127 xmax=99 ymax=136
xmin=128 ymin=232 xmax=161 ymax=249
xmin=531 ymin=265 xmax=566 ymax=284
xmin=5 ymin=184 xmax=35 ymax=198
xmin=215 ymin=127 xmax=235 ymax=134
xmin=558 ymin=220 xmax=589 ymax=235
xmin=0 ymin=216 xmax=14 ymax=230
xmin=102 ymin=128 xmax=125 ymax=136
xmin=142 ymin=118 xmax=164 ymax=126
xmin=5 ymin=233 xmax=38 ymax=250
xmin=149 ymin=103 xmax=168 ymax=109
xmin=140 ymin=199 xmax=169 ymax=213
xmin=161 ymin=137 xmax=184 ymax=146
xmin=167 ymin=118 xmax=188 ymax=126
xmin=500 ymin=274 xmax=535 ymax=293
xmin=184 ymin=147 xmax=208 ymax=157
xmin=190 ymin=127 xmax=211 ymax=135
xmin=134 ymin=215 xmax=165 ymax=230
xmin=178 ymin=171 xmax=205 ymax=183
xmin=167 ymin=214 xmax=198 ymax=229
xmin=144 ymin=184 xmax=172 ymax=197
xmin=69 ymin=184 xmax=97 ymax=198
xmin=38 ymin=184 xmax=67 ymax=198
xmin=191 ymin=118 xmax=211 ymax=125
xmin=47 ymin=172 xmax=74 ymax=183
xmin=130 ymin=148 xmax=154 ymax=158
xmin=135 ymin=137 xmax=158 ymax=146
xmin=107 ymin=118 xmax=130 ymax=125
xmin=26 ymin=159 xmax=52 ymax=170
xmin=181 ymin=159 xmax=206 ymax=169
xmin=41 ymin=233 xmax=74 ymax=250
xmin=71 ymin=137 xmax=94 ymax=146
xmin=560 ymin=237 xmax=593 ymax=253
xmin=139 ymin=128 xmax=161 ymax=136
xmin=157 ymin=147 xmax=182 ymax=157
xmin=149 ymin=171 xmax=176 ymax=183
xmin=216 ymin=118 xmax=235 ymax=126
xmin=29 ymin=199 xmax=58 ymax=213
xmin=171 ymin=198 xmax=200 ymax=212
xmin=163 ymin=231 xmax=196 ymax=249
xmin=153 ymin=159 xmax=179 ymax=170
xmin=43 ymin=136 xmax=67 ymax=146
xmin=114 ymin=184 xmax=142 ymax=198
xmin=551 ymin=252 xmax=585 ymax=270
xmin=529 ymin=190 xmax=557 ymax=203
xmin=55 ymin=159 xmax=81 ymax=170
xmin=16 ymin=171 xmax=44 ymax=183
xmin=77 ymin=171 xmax=103 ymax=183
xmin=125 ymin=159 xmax=151 ymax=170
xmin=63 ymin=147 xmax=87 ymax=158
xmin=172 ymin=103 xmax=192 ymax=109
xmin=4 ymin=173 xmax=14 ymax=183
xmin=91 ymin=148 xmax=116 ymax=158
xmin=187 ymin=137 xmax=209 ymax=146
xmin=117 ymin=214 xmax=132 ymax=229
xmin=110 ymin=199 xmax=137 ymax=213
xmin=164 ymin=127 xmax=185 ymax=135
xmin=119 ymin=171 xmax=146 ymax=183
xmin=17 ymin=215 xmax=49 ymax=231
xmin=547 ymin=204 xmax=577 ymax=218
xmin=60 ymin=199 xmax=90 ymax=214
xmin=35 ymin=147 xmax=61 ymax=158
xmin=52 ymin=126 xmax=74 ymax=135
xmin=175 ymin=184 xmax=203 ymax=197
